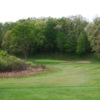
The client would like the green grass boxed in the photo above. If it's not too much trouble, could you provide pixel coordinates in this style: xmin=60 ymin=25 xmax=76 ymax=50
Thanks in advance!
xmin=0 ymin=57 xmax=100 ymax=100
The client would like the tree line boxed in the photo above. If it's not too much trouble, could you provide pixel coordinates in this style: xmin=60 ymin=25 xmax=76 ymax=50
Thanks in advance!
xmin=0 ymin=15 xmax=100 ymax=61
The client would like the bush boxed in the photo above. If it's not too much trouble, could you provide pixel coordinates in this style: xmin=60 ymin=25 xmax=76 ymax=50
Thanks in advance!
xmin=26 ymin=62 xmax=46 ymax=69
xmin=26 ymin=61 xmax=35 ymax=67
xmin=0 ymin=50 xmax=28 ymax=72
xmin=34 ymin=63 xmax=46 ymax=69
xmin=0 ymin=50 xmax=8 ymax=56
xmin=0 ymin=50 xmax=46 ymax=72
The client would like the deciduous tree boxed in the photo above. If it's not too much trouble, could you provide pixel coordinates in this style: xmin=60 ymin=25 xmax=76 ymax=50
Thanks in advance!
xmin=10 ymin=22 xmax=45 ymax=61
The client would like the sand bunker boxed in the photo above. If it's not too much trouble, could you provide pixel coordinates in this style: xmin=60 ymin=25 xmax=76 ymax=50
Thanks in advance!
xmin=61 ymin=61 xmax=91 ymax=64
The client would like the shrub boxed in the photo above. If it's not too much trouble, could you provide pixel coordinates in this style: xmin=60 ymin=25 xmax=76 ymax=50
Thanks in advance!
xmin=0 ymin=50 xmax=28 ymax=72
xmin=0 ymin=50 xmax=46 ymax=72
xmin=26 ymin=61 xmax=35 ymax=67
xmin=0 ymin=50 xmax=7 ymax=56
xmin=26 ymin=62 xmax=46 ymax=69
xmin=34 ymin=63 xmax=46 ymax=69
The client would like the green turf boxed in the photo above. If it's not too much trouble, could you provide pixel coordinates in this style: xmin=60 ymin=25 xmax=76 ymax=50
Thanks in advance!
xmin=0 ymin=58 xmax=100 ymax=100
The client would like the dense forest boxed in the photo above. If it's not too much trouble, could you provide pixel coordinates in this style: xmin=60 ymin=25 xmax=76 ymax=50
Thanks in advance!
xmin=0 ymin=15 xmax=100 ymax=61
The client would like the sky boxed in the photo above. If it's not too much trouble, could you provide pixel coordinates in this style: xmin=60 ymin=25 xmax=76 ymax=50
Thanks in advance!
xmin=0 ymin=0 xmax=100 ymax=23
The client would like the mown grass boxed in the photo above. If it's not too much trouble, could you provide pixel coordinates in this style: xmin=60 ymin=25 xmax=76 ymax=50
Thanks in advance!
xmin=0 ymin=56 xmax=100 ymax=100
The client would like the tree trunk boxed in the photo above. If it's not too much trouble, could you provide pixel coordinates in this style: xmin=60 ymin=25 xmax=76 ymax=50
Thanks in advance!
xmin=25 ymin=52 xmax=27 ymax=62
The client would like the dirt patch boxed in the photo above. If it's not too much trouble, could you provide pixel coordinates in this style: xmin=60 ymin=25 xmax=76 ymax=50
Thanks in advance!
xmin=61 ymin=61 xmax=91 ymax=64
xmin=0 ymin=68 xmax=47 ymax=78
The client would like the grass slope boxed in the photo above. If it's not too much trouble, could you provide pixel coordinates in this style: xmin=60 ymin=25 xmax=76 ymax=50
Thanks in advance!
xmin=0 ymin=58 xmax=100 ymax=100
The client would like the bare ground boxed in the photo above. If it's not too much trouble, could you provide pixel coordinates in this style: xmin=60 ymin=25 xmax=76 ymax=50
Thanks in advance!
xmin=61 ymin=61 xmax=91 ymax=64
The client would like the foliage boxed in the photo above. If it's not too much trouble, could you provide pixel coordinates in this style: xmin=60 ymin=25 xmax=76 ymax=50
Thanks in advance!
xmin=0 ymin=50 xmax=27 ymax=72
xmin=0 ymin=15 xmax=95 ymax=56
xmin=2 ymin=30 xmax=12 ymax=53
xmin=0 ymin=50 xmax=46 ymax=72
xmin=44 ymin=17 xmax=58 ymax=52
xmin=65 ymin=35 xmax=76 ymax=53
xmin=76 ymin=32 xmax=90 ymax=54
xmin=56 ymin=31 xmax=66 ymax=52
xmin=10 ymin=22 xmax=44 ymax=61
xmin=26 ymin=61 xmax=46 ymax=69
xmin=0 ymin=23 xmax=3 ymax=48
xmin=86 ymin=17 xmax=100 ymax=57
xmin=0 ymin=49 xmax=8 ymax=56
